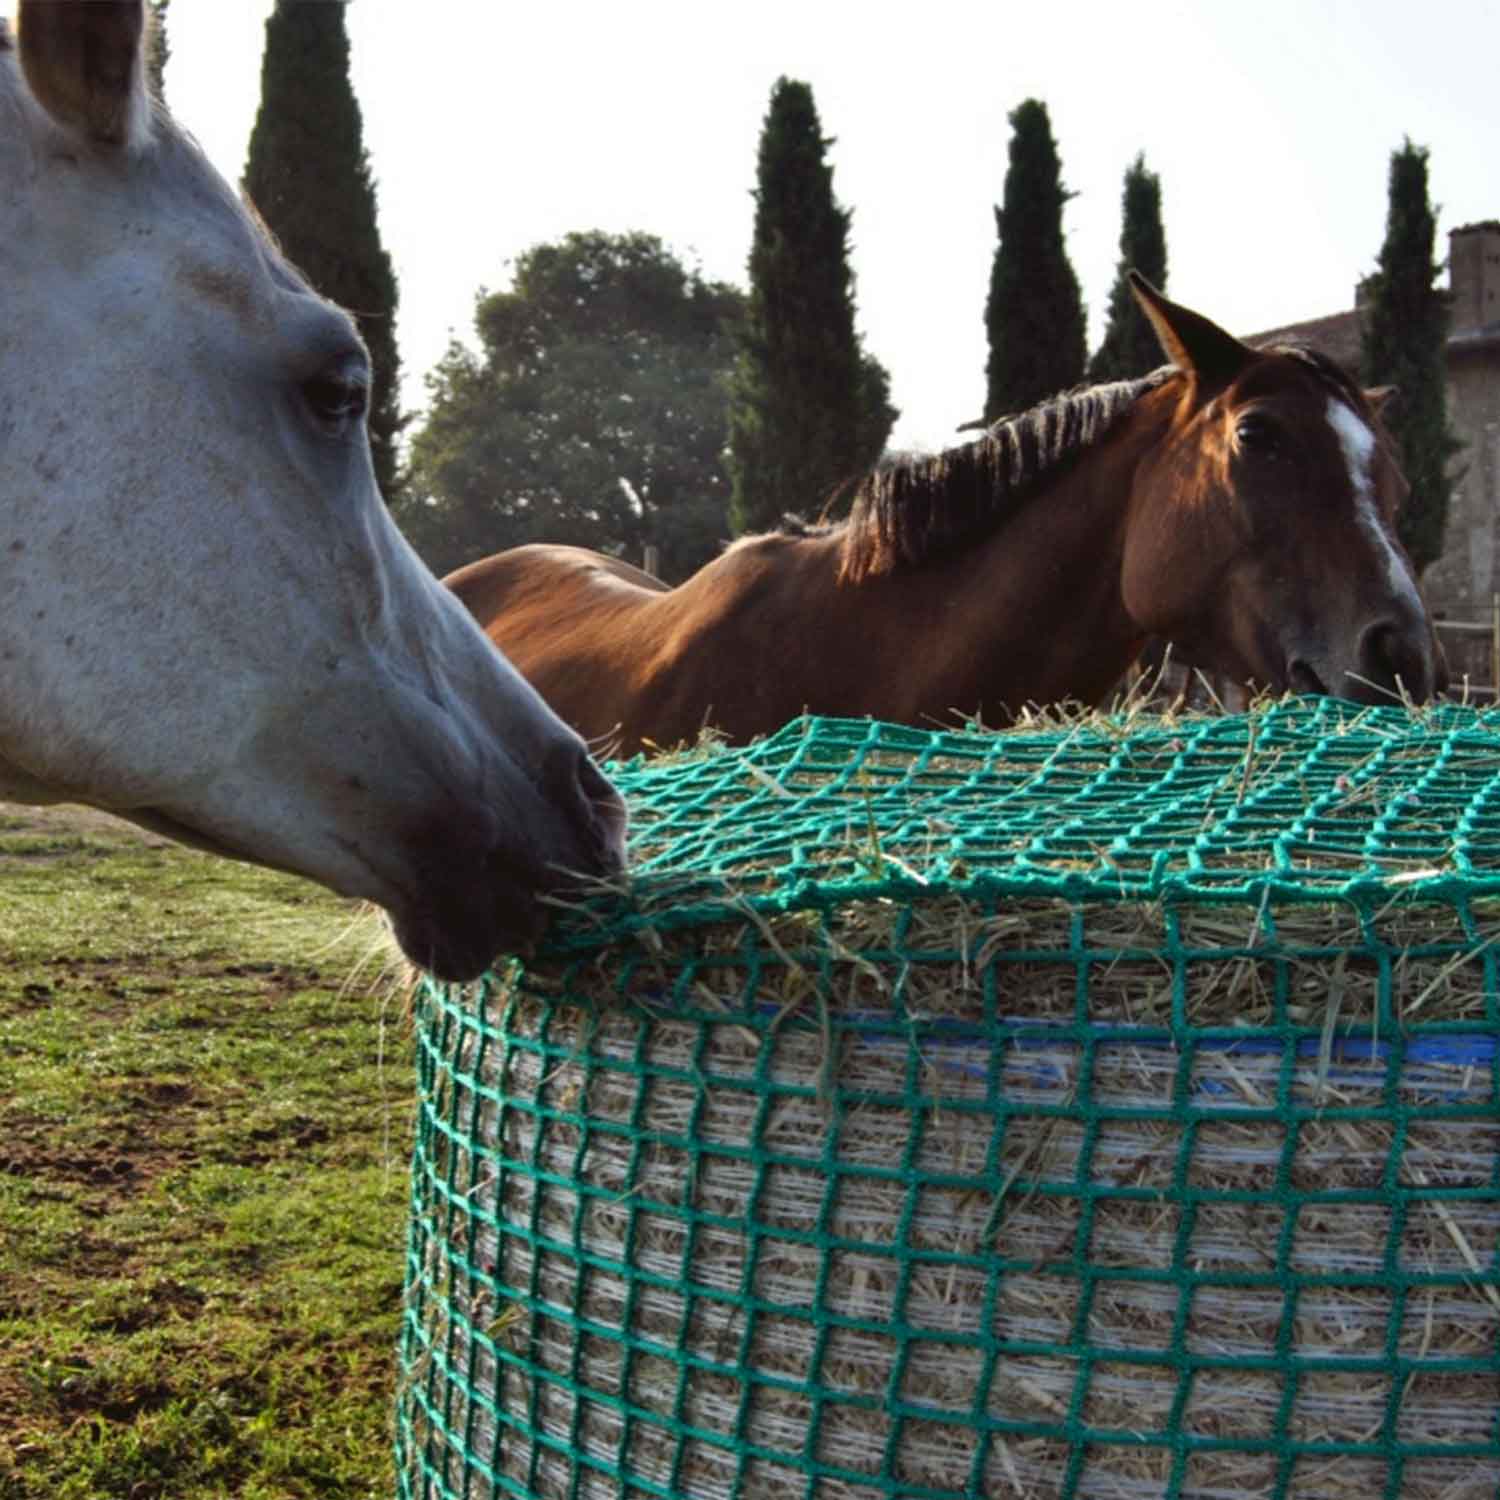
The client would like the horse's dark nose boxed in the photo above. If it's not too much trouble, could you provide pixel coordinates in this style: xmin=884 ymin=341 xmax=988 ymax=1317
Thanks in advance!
xmin=538 ymin=741 xmax=628 ymax=880
xmin=1358 ymin=619 xmax=1438 ymax=703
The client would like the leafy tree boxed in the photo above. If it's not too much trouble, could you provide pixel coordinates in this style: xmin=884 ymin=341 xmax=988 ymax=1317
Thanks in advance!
xmin=1360 ymin=139 xmax=1462 ymax=574
xmin=983 ymin=99 xmax=1086 ymax=421
xmin=397 ymin=232 xmax=743 ymax=583
xmin=147 ymin=0 xmax=169 ymax=106
xmin=728 ymin=76 xmax=897 ymax=535
xmin=1089 ymin=153 xmax=1168 ymax=382
xmin=243 ymin=0 xmax=403 ymax=501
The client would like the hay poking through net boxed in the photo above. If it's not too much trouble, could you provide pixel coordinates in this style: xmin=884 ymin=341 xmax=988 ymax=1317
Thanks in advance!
xmin=397 ymin=703 xmax=1500 ymax=1500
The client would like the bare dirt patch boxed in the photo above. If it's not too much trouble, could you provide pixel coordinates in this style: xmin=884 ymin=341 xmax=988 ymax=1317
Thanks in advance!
xmin=0 ymin=801 xmax=172 ymax=846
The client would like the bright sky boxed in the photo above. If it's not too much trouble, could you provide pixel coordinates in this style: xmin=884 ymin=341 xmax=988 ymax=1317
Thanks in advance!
xmin=167 ymin=0 xmax=1498 ymax=453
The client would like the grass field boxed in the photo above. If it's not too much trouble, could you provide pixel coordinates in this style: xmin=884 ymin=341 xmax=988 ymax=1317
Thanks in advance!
xmin=0 ymin=804 xmax=414 ymax=1499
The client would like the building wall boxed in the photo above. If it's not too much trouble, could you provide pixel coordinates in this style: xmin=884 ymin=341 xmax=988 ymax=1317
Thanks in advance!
xmin=1418 ymin=224 xmax=1500 ymax=691
xmin=1447 ymin=221 xmax=1500 ymax=332
xmin=1426 ymin=350 xmax=1500 ymax=616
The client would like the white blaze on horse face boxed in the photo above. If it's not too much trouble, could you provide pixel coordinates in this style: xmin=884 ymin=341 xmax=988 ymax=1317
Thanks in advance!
xmin=1325 ymin=396 xmax=1423 ymax=618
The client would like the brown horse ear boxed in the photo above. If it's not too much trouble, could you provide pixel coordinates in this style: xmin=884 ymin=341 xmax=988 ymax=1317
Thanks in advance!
xmin=1128 ymin=270 xmax=1252 ymax=389
xmin=1365 ymin=385 xmax=1400 ymax=418
xmin=18 ymin=0 xmax=146 ymax=145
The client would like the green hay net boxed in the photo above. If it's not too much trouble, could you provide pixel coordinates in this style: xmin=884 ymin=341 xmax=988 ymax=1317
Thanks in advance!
xmin=394 ymin=702 xmax=1500 ymax=1500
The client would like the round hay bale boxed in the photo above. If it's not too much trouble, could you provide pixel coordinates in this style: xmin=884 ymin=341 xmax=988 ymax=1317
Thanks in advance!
xmin=395 ymin=704 xmax=1500 ymax=1500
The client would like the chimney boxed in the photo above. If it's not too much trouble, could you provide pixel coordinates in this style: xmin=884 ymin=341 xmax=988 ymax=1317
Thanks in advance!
xmin=1449 ymin=222 xmax=1500 ymax=334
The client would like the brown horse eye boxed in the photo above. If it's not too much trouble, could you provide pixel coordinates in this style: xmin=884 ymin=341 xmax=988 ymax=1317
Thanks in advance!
xmin=1235 ymin=413 xmax=1279 ymax=454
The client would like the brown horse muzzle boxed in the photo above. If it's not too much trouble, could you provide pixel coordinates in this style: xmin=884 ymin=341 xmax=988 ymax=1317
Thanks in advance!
xmin=1286 ymin=613 xmax=1445 ymax=705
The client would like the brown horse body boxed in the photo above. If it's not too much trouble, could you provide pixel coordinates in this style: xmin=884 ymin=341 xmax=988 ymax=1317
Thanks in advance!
xmin=446 ymin=278 xmax=1445 ymax=756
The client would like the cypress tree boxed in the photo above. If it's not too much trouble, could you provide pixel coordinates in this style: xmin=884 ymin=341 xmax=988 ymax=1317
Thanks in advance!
xmin=1360 ymin=139 xmax=1461 ymax=574
xmin=147 ymin=0 xmax=169 ymax=107
xmin=244 ymin=0 xmax=403 ymax=501
xmin=983 ymin=99 xmax=1086 ymax=422
xmin=727 ymin=77 xmax=894 ymax=535
xmin=855 ymin=352 xmax=899 ymax=478
xmin=1089 ymin=153 xmax=1168 ymax=382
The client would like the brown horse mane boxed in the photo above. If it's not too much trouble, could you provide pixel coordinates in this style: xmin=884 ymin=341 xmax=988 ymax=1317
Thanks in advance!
xmin=831 ymin=342 xmax=1372 ymax=585
xmin=836 ymin=368 xmax=1175 ymax=583
xmin=1258 ymin=341 xmax=1369 ymax=415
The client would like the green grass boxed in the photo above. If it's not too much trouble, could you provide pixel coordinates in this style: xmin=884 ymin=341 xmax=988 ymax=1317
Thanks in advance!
xmin=0 ymin=808 xmax=413 ymax=1499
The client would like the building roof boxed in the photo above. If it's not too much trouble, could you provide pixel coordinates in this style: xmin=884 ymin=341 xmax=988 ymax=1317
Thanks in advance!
xmin=1245 ymin=309 xmax=1363 ymax=372
xmin=1448 ymin=323 xmax=1500 ymax=357
xmin=1239 ymin=223 xmax=1500 ymax=375
xmin=1246 ymin=309 xmax=1500 ymax=371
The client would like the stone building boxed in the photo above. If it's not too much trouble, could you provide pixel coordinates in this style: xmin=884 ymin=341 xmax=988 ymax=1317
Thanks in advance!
xmin=1252 ymin=221 xmax=1500 ymax=691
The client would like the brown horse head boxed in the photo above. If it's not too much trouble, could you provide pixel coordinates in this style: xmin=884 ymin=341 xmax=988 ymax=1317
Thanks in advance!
xmin=1120 ymin=273 xmax=1445 ymax=704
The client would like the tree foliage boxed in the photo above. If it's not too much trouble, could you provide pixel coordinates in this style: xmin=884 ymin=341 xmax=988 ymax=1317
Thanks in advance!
xmin=855 ymin=354 xmax=899 ymax=486
xmin=1089 ymin=154 xmax=1168 ymax=382
xmin=984 ymin=99 xmax=1087 ymax=421
xmin=1360 ymin=139 xmax=1462 ymax=575
xmin=243 ymin=0 xmax=403 ymax=502
xmin=728 ymin=77 xmax=896 ymax=535
xmin=396 ymin=232 xmax=743 ymax=583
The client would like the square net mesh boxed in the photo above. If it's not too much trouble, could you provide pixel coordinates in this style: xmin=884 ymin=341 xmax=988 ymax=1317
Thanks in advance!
xmin=395 ymin=704 xmax=1500 ymax=1499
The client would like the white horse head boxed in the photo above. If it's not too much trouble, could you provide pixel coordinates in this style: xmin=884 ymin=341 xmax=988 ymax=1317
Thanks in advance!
xmin=0 ymin=2 xmax=626 ymax=980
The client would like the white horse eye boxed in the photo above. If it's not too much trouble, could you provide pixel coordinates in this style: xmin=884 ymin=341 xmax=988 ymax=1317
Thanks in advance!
xmin=301 ymin=366 xmax=368 ymax=429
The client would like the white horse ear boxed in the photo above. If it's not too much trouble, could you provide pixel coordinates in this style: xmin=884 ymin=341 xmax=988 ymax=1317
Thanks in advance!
xmin=1128 ymin=270 xmax=1251 ymax=391
xmin=18 ymin=0 xmax=146 ymax=145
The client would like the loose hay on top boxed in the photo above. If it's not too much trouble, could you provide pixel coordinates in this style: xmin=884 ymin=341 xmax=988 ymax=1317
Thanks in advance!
xmin=396 ymin=704 xmax=1500 ymax=1500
